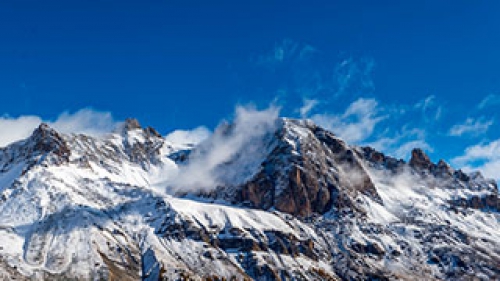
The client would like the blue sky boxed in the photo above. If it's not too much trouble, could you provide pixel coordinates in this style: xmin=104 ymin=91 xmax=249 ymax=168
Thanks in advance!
xmin=1 ymin=1 xmax=500 ymax=180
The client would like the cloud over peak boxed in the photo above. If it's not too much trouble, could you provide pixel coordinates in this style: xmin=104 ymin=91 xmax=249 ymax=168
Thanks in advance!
xmin=0 ymin=109 xmax=120 ymax=148
xmin=166 ymin=105 xmax=280 ymax=192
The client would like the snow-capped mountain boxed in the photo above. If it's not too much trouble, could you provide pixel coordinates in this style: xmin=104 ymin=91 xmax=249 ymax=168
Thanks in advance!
xmin=0 ymin=118 xmax=498 ymax=280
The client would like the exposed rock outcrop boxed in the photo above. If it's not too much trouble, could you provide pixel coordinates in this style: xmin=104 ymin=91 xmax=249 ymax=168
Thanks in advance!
xmin=409 ymin=148 xmax=434 ymax=171
xmin=231 ymin=119 xmax=381 ymax=217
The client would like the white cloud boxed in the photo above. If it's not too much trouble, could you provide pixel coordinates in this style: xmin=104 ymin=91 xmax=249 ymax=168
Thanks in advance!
xmin=0 ymin=109 xmax=120 ymax=148
xmin=468 ymin=160 xmax=500 ymax=181
xmin=478 ymin=94 xmax=500 ymax=109
xmin=415 ymin=95 xmax=442 ymax=121
xmin=298 ymin=95 xmax=433 ymax=161
xmin=50 ymin=109 xmax=118 ymax=137
xmin=164 ymin=127 xmax=211 ymax=146
xmin=448 ymin=117 xmax=493 ymax=137
xmin=0 ymin=115 xmax=43 ymax=148
xmin=415 ymin=95 xmax=435 ymax=111
xmin=167 ymin=105 xmax=280 ymax=192
xmin=434 ymin=106 xmax=443 ymax=121
xmin=299 ymin=98 xmax=319 ymax=118
xmin=310 ymin=98 xmax=386 ymax=143
xmin=367 ymin=127 xmax=432 ymax=160
xmin=333 ymin=58 xmax=375 ymax=97
xmin=452 ymin=139 xmax=500 ymax=180
xmin=452 ymin=140 xmax=500 ymax=165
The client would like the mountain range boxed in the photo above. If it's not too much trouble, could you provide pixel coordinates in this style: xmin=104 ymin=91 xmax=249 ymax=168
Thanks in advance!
xmin=0 ymin=117 xmax=498 ymax=280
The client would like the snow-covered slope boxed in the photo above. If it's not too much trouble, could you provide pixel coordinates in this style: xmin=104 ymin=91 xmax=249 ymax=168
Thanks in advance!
xmin=0 ymin=118 xmax=498 ymax=280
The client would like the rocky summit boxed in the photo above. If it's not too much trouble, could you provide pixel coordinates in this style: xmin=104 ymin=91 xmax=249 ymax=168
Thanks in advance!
xmin=0 ymin=118 xmax=498 ymax=280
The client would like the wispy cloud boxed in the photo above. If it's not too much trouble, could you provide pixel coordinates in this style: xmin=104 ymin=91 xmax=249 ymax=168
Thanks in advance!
xmin=452 ymin=139 xmax=500 ymax=180
xmin=256 ymin=39 xmax=317 ymax=67
xmin=415 ymin=95 xmax=435 ymax=110
xmin=51 ymin=109 xmax=119 ymax=137
xmin=367 ymin=127 xmax=432 ymax=160
xmin=478 ymin=94 xmax=500 ymax=109
xmin=310 ymin=101 xmax=432 ymax=160
xmin=164 ymin=127 xmax=211 ymax=146
xmin=298 ymin=98 xmax=319 ymax=118
xmin=252 ymin=39 xmax=375 ymax=112
xmin=0 ymin=115 xmax=43 ymax=148
xmin=334 ymin=58 xmax=375 ymax=97
xmin=254 ymin=39 xmax=499 ymax=175
xmin=310 ymin=98 xmax=386 ymax=143
xmin=167 ymin=105 xmax=280 ymax=192
xmin=298 ymin=94 xmax=434 ymax=160
xmin=0 ymin=109 xmax=120 ymax=147
xmin=448 ymin=117 xmax=493 ymax=137
xmin=414 ymin=95 xmax=442 ymax=121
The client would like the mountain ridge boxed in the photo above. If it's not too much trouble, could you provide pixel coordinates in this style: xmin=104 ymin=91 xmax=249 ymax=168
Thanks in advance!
xmin=0 ymin=117 xmax=498 ymax=280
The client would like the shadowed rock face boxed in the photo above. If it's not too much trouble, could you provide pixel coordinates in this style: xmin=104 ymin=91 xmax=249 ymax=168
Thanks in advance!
xmin=118 ymin=119 xmax=166 ymax=167
xmin=0 ymin=123 xmax=71 ymax=176
xmin=451 ymin=194 xmax=500 ymax=211
xmin=232 ymin=119 xmax=381 ymax=217
xmin=31 ymin=123 xmax=71 ymax=160
xmin=360 ymin=146 xmax=405 ymax=172
xmin=435 ymin=159 xmax=454 ymax=177
xmin=122 ymin=118 xmax=142 ymax=131
xmin=409 ymin=148 xmax=433 ymax=171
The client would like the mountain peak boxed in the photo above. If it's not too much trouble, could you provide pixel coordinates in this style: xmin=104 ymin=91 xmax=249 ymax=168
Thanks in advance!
xmin=119 ymin=118 xmax=163 ymax=138
xmin=36 ymin=122 xmax=52 ymax=131
xmin=123 ymin=118 xmax=142 ymax=131
xmin=31 ymin=123 xmax=60 ymax=143
xmin=30 ymin=123 xmax=70 ymax=159
xmin=409 ymin=148 xmax=433 ymax=170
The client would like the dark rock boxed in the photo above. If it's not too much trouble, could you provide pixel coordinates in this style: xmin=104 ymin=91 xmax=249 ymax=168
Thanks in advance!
xmin=450 ymin=194 xmax=500 ymax=211
xmin=33 ymin=124 xmax=70 ymax=156
xmin=435 ymin=159 xmax=454 ymax=177
xmin=351 ymin=241 xmax=385 ymax=258
xmin=409 ymin=148 xmax=434 ymax=171
xmin=123 ymin=118 xmax=142 ymax=131
xmin=145 ymin=126 xmax=162 ymax=138
xmin=234 ymin=121 xmax=382 ymax=217
xmin=454 ymin=169 xmax=470 ymax=182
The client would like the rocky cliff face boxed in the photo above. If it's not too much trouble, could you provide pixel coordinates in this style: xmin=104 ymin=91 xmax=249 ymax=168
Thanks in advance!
xmin=216 ymin=119 xmax=381 ymax=217
xmin=0 ymin=118 xmax=498 ymax=280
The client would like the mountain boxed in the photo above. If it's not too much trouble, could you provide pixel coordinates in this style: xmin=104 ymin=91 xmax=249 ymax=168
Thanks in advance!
xmin=0 ymin=118 xmax=498 ymax=280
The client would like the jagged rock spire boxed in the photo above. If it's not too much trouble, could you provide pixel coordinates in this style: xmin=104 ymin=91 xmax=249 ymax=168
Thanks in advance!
xmin=123 ymin=118 xmax=142 ymax=131
xmin=30 ymin=123 xmax=71 ymax=160
xmin=435 ymin=159 xmax=454 ymax=177
xmin=409 ymin=148 xmax=433 ymax=170
xmin=119 ymin=118 xmax=161 ymax=137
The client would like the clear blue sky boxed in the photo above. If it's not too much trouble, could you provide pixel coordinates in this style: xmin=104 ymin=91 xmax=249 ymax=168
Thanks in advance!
xmin=2 ymin=1 xmax=500 ymax=178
